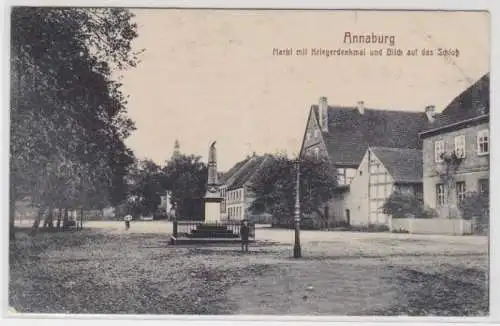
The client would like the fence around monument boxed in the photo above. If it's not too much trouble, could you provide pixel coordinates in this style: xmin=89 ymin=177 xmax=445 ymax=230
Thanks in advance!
xmin=173 ymin=220 xmax=255 ymax=239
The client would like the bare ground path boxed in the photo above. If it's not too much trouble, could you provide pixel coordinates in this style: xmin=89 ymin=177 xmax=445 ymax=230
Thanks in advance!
xmin=9 ymin=221 xmax=488 ymax=315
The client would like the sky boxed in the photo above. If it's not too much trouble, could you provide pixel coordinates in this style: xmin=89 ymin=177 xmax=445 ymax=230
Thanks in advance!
xmin=118 ymin=9 xmax=489 ymax=171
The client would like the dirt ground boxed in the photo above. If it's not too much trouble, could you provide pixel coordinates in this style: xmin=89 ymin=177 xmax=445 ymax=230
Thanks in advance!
xmin=9 ymin=221 xmax=488 ymax=316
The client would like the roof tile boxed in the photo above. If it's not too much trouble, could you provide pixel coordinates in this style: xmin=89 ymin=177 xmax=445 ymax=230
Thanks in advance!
xmin=370 ymin=147 xmax=423 ymax=183
xmin=314 ymin=106 xmax=430 ymax=166
xmin=424 ymin=73 xmax=489 ymax=132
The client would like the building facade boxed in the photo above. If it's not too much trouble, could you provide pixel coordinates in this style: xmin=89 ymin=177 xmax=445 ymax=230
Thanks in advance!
xmin=299 ymin=97 xmax=431 ymax=226
xmin=219 ymin=154 xmax=272 ymax=221
xmin=345 ymin=147 xmax=423 ymax=227
xmin=420 ymin=74 xmax=489 ymax=219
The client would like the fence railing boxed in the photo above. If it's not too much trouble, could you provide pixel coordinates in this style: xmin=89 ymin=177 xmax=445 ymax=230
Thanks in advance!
xmin=173 ymin=220 xmax=255 ymax=239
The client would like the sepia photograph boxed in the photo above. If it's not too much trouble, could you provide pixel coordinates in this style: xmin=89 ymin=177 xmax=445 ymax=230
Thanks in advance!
xmin=7 ymin=7 xmax=490 ymax=317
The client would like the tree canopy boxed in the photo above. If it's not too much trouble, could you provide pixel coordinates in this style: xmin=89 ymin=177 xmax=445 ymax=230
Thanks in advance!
xmin=162 ymin=154 xmax=208 ymax=220
xmin=125 ymin=159 xmax=164 ymax=217
xmin=248 ymin=155 xmax=337 ymax=224
xmin=10 ymin=8 xmax=142 ymax=233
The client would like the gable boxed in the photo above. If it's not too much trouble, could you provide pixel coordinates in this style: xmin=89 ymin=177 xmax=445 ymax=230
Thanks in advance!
xmin=300 ymin=108 xmax=330 ymax=160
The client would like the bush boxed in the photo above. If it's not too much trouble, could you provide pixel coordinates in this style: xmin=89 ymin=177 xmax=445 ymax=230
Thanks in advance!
xmin=459 ymin=191 xmax=489 ymax=221
xmin=347 ymin=224 xmax=390 ymax=233
xmin=382 ymin=191 xmax=436 ymax=219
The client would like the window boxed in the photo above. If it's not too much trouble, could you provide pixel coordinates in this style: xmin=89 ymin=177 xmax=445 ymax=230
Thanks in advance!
xmin=336 ymin=168 xmax=346 ymax=185
xmin=313 ymin=129 xmax=319 ymax=138
xmin=305 ymin=132 xmax=310 ymax=141
xmin=435 ymin=140 xmax=445 ymax=162
xmin=456 ymin=181 xmax=466 ymax=203
xmin=478 ymin=179 xmax=489 ymax=195
xmin=477 ymin=130 xmax=489 ymax=155
xmin=346 ymin=169 xmax=356 ymax=184
xmin=436 ymin=184 xmax=445 ymax=206
xmin=313 ymin=147 xmax=319 ymax=159
xmin=454 ymin=135 xmax=466 ymax=158
xmin=337 ymin=175 xmax=345 ymax=185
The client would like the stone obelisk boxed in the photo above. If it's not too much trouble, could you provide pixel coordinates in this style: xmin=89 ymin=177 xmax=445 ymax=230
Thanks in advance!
xmin=204 ymin=141 xmax=223 ymax=223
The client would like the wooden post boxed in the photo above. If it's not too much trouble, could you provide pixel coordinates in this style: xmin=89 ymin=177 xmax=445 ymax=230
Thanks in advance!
xmin=79 ymin=208 xmax=84 ymax=231
xmin=173 ymin=219 xmax=178 ymax=238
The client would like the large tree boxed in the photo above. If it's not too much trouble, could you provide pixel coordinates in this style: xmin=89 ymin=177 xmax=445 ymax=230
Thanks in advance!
xmin=163 ymin=154 xmax=207 ymax=220
xmin=10 ymin=8 xmax=141 ymax=236
xmin=126 ymin=159 xmax=164 ymax=217
xmin=248 ymin=155 xmax=338 ymax=226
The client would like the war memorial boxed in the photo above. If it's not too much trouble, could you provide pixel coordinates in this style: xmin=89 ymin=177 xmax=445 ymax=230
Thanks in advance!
xmin=170 ymin=142 xmax=255 ymax=245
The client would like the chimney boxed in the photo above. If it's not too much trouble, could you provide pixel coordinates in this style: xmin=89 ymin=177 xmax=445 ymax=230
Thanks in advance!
xmin=357 ymin=101 xmax=365 ymax=115
xmin=425 ymin=105 xmax=436 ymax=122
xmin=318 ymin=96 xmax=329 ymax=132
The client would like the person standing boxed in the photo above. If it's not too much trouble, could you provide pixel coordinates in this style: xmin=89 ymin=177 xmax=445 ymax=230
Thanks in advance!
xmin=240 ymin=219 xmax=250 ymax=252
xmin=124 ymin=214 xmax=132 ymax=231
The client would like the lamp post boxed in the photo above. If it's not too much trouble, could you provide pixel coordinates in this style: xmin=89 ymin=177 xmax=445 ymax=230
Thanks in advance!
xmin=293 ymin=158 xmax=302 ymax=258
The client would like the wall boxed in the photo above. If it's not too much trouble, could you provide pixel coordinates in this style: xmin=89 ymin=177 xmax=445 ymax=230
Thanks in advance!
xmin=345 ymin=150 xmax=370 ymax=225
xmin=327 ymin=192 xmax=346 ymax=224
xmin=367 ymin=150 xmax=394 ymax=225
xmin=391 ymin=218 xmax=473 ymax=235
xmin=226 ymin=187 xmax=245 ymax=220
xmin=220 ymin=185 xmax=228 ymax=218
xmin=422 ymin=122 xmax=489 ymax=218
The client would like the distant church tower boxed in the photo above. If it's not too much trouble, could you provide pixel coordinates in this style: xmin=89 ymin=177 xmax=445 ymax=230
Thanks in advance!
xmin=172 ymin=139 xmax=181 ymax=159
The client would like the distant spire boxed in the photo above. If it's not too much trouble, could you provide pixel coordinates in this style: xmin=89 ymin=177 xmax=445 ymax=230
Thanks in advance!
xmin=172 ymin=140 xmax=180 ymax=159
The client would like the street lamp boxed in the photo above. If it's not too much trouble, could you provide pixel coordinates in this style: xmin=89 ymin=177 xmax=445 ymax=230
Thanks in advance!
xmin=293 ymin=158 xmax=301 ymax=258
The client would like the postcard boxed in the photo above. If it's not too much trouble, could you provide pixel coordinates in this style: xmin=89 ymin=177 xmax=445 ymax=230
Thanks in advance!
xmin=7 ymin=7 xmax=490 ymax=319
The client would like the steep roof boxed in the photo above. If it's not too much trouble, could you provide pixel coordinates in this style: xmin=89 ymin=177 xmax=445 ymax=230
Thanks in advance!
xmin=227 ymin=155 xmax=271 ymax=190
xmin=421 ymin=73 xmax=490 ymax=135
xmin=370 ymin=147 xmax=423 ymax=183
xmin=312 ymin=105 xmax=430 ymax=166
xmin=219 ymin=157 xmax=250 ymax=185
